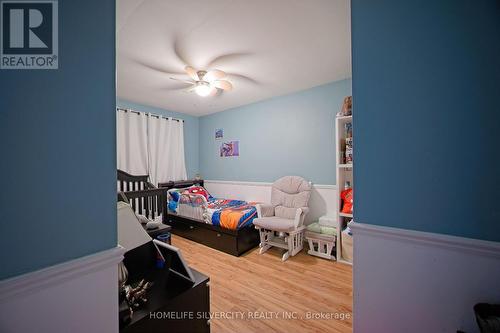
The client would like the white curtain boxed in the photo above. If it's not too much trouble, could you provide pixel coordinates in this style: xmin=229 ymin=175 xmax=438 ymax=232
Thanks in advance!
xmin=117 ymin=109 xmax=187 ymax=185
xmin=116 ymin=110 xmax=148 ymax=175
xmin=148 ymin=115 xmax=187 ymax=186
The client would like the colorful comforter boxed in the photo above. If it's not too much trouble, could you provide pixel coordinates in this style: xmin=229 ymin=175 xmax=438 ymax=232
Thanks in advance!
xmin=168 ymin=190 xmax=258 ymax=230
xmin=206 ymin=199 xmax=258 ymax=230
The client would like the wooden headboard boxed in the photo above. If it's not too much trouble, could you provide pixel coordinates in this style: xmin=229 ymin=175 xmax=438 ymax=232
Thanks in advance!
xmin=158 ymin=179 xmax=204 ymax=190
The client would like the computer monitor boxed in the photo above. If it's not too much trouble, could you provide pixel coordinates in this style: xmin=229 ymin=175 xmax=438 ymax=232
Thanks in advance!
xmin=153 ymin=239 xmax=195 ymax=284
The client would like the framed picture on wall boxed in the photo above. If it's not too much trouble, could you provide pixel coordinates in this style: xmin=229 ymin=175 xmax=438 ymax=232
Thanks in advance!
xmin=215 ymin=128 xmax=223 ymax=140
xmin=220 ymin=141 xmax=239 ymax=157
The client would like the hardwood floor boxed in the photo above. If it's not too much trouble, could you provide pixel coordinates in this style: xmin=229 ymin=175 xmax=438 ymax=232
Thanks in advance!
xmin=172 ymin=235 xmax=353 ymax=333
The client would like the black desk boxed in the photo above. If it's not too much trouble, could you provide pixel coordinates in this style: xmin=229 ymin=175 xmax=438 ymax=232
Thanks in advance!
xmin=120 ymin=242 xmax=210 ymax=333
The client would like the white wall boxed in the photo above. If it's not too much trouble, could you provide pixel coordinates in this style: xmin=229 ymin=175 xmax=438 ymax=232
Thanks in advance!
xmin=204 ymin=180 xmax=337 ymax=224
xmin=0 ymin=247 xmax=123 ymax=333
xmin=351 ymin=222 xmax=500 ymax=333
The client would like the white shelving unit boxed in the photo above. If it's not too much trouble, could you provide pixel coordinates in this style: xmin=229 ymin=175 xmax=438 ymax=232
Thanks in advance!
xmin=335 ymin=115 xmax=353 ymax=265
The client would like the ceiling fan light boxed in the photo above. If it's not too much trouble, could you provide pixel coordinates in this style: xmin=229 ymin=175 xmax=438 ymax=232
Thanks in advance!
xmin=195 ymin=82 xmax=212 ymax=97
xmin=204 ymin=69 xmax=225 ymax=82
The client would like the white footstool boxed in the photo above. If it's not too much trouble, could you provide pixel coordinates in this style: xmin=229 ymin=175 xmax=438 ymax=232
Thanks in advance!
xmin=305 ymin=231 xmax=336 ymax=260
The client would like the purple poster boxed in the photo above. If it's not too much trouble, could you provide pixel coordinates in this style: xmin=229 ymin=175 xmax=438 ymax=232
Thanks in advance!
xmin=220 ymin=141 xmax=239 ymax=157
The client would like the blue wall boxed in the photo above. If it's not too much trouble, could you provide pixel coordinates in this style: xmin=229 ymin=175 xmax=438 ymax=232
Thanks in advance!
xmin=352 ymin=0 xmax=500 ymax=241
xmin=117 ymin=99 xmax=200 ymax=179
xmin=199 ymin=80 xmax=351 ymax=185
xmin=0 ymin=0 xmax=116 ymax=279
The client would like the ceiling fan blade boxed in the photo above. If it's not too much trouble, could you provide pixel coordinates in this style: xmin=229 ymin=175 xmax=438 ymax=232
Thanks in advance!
xmin=228 ymin=73 xmax=259 ymax=85
xmin=165 ymin=86 xmax=192 ymax=92
xmin=161 ymin=81 xmax=193 ymax=90
xmin=185 ymin=86 xmax=197 ymax=93
xmin=131 ymin=59 xmax=184 ymax=76
xmin=206 ymin=52 xmax=252 ymax=68
xmin=184 ymin=66 xmax=199 ymax=81
xmin=169 ymin=77 xmax=194 ymax=85
xmin=173 ymin=36 xmax=192 ymax=66
xmin=213 ymin=80 xmax=233 ymax=91
xmin=204 ymin=69 xmax=225 ymax=82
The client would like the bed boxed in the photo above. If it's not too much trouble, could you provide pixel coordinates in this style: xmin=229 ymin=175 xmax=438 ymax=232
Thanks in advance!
xmin=159 ymin=180 xmax=259 ymax=256
xmin=117 ymin=170 xmax=259 ymax=256
xmin=159 ymin=180 xmax=260 ymax=256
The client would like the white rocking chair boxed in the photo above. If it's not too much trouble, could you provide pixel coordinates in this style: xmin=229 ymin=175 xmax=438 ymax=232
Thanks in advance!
xmin=253 ymin=176 xmax=312 ymax=261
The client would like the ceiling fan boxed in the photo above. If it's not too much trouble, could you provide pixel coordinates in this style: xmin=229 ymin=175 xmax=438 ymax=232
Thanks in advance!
xmin=170 ymin=66 xmax=233 ymax=97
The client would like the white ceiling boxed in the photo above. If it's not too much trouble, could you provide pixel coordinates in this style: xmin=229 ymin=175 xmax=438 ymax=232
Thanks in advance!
xmin=117 ymin=0 xmax=351 ymax=116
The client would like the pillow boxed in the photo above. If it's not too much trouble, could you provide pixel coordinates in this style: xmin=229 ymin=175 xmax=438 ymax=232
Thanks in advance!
xmin=170 ymin=190 xmax=180 ymax=202
xmin=168 ymin=200 xmax=178 ymax=212
xmin=306 ymin=222 xmax=322 ymax=233
xmin=167 ymin=188 xmax=183 ymax=212
xmin=320 ymin=225 xmax=337 ymax=236
xmin=182 ymin=186 xmax=210 ymax=200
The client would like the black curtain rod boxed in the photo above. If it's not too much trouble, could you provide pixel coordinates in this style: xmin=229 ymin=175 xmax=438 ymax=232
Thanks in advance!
xmin=116 ymin=108 xmax=184 ymax=122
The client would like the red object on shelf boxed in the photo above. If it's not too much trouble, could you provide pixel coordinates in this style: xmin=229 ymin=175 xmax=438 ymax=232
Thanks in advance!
xmin=340 ymin=188 xmax=353 ymax=214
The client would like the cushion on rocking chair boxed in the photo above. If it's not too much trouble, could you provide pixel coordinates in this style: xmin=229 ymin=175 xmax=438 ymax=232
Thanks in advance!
xmin=253 ymin=217 xmax=296 ymax=232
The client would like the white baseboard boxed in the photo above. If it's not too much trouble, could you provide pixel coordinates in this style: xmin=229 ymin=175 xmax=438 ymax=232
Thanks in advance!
xmin=350 ymin=222 xmax=500 ymax=333
xmin=204 ymin=180 xmax=337 ymax=224
xmin=0 ymin=246 xmax=124 ymax=333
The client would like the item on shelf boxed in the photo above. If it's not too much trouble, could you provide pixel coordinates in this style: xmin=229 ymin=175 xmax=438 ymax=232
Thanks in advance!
xmin=341 ymin=228 xmax=353 ymax=262
xmin=345 ymin=122 xmax=353 ymax=138
xmin=345 ymin=137 xmax=353 ymax=164
xmin=136 ymin=214 xmax=149 ymax=225
xmin=340 ymin=187 xmax=353 ymax=214
xmin=344 ymin=225 xmax=353 ymax=236
xmin=122 ymin=279 xmax=154 ymax=318
xmin=146 ymin=221 xmax=161 ymax=230
xmin=337 ymin=96 xmax=353 ymax=117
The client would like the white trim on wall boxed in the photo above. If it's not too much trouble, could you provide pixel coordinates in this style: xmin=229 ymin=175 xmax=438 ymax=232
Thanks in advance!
xmin=351 ymin=222 xmax=500 ymax=259
xmin=0 ymin=247 xmax=124 ymax=333
xmin=205 ymin=179 xmax=336 ymax=190
xmin=204 ymin=180 xmax=337 ymax=224
xmin=351 ymin=222 xmax=500 ymax=333
xmin=0 ymin=246 xmax=124 ymax=302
